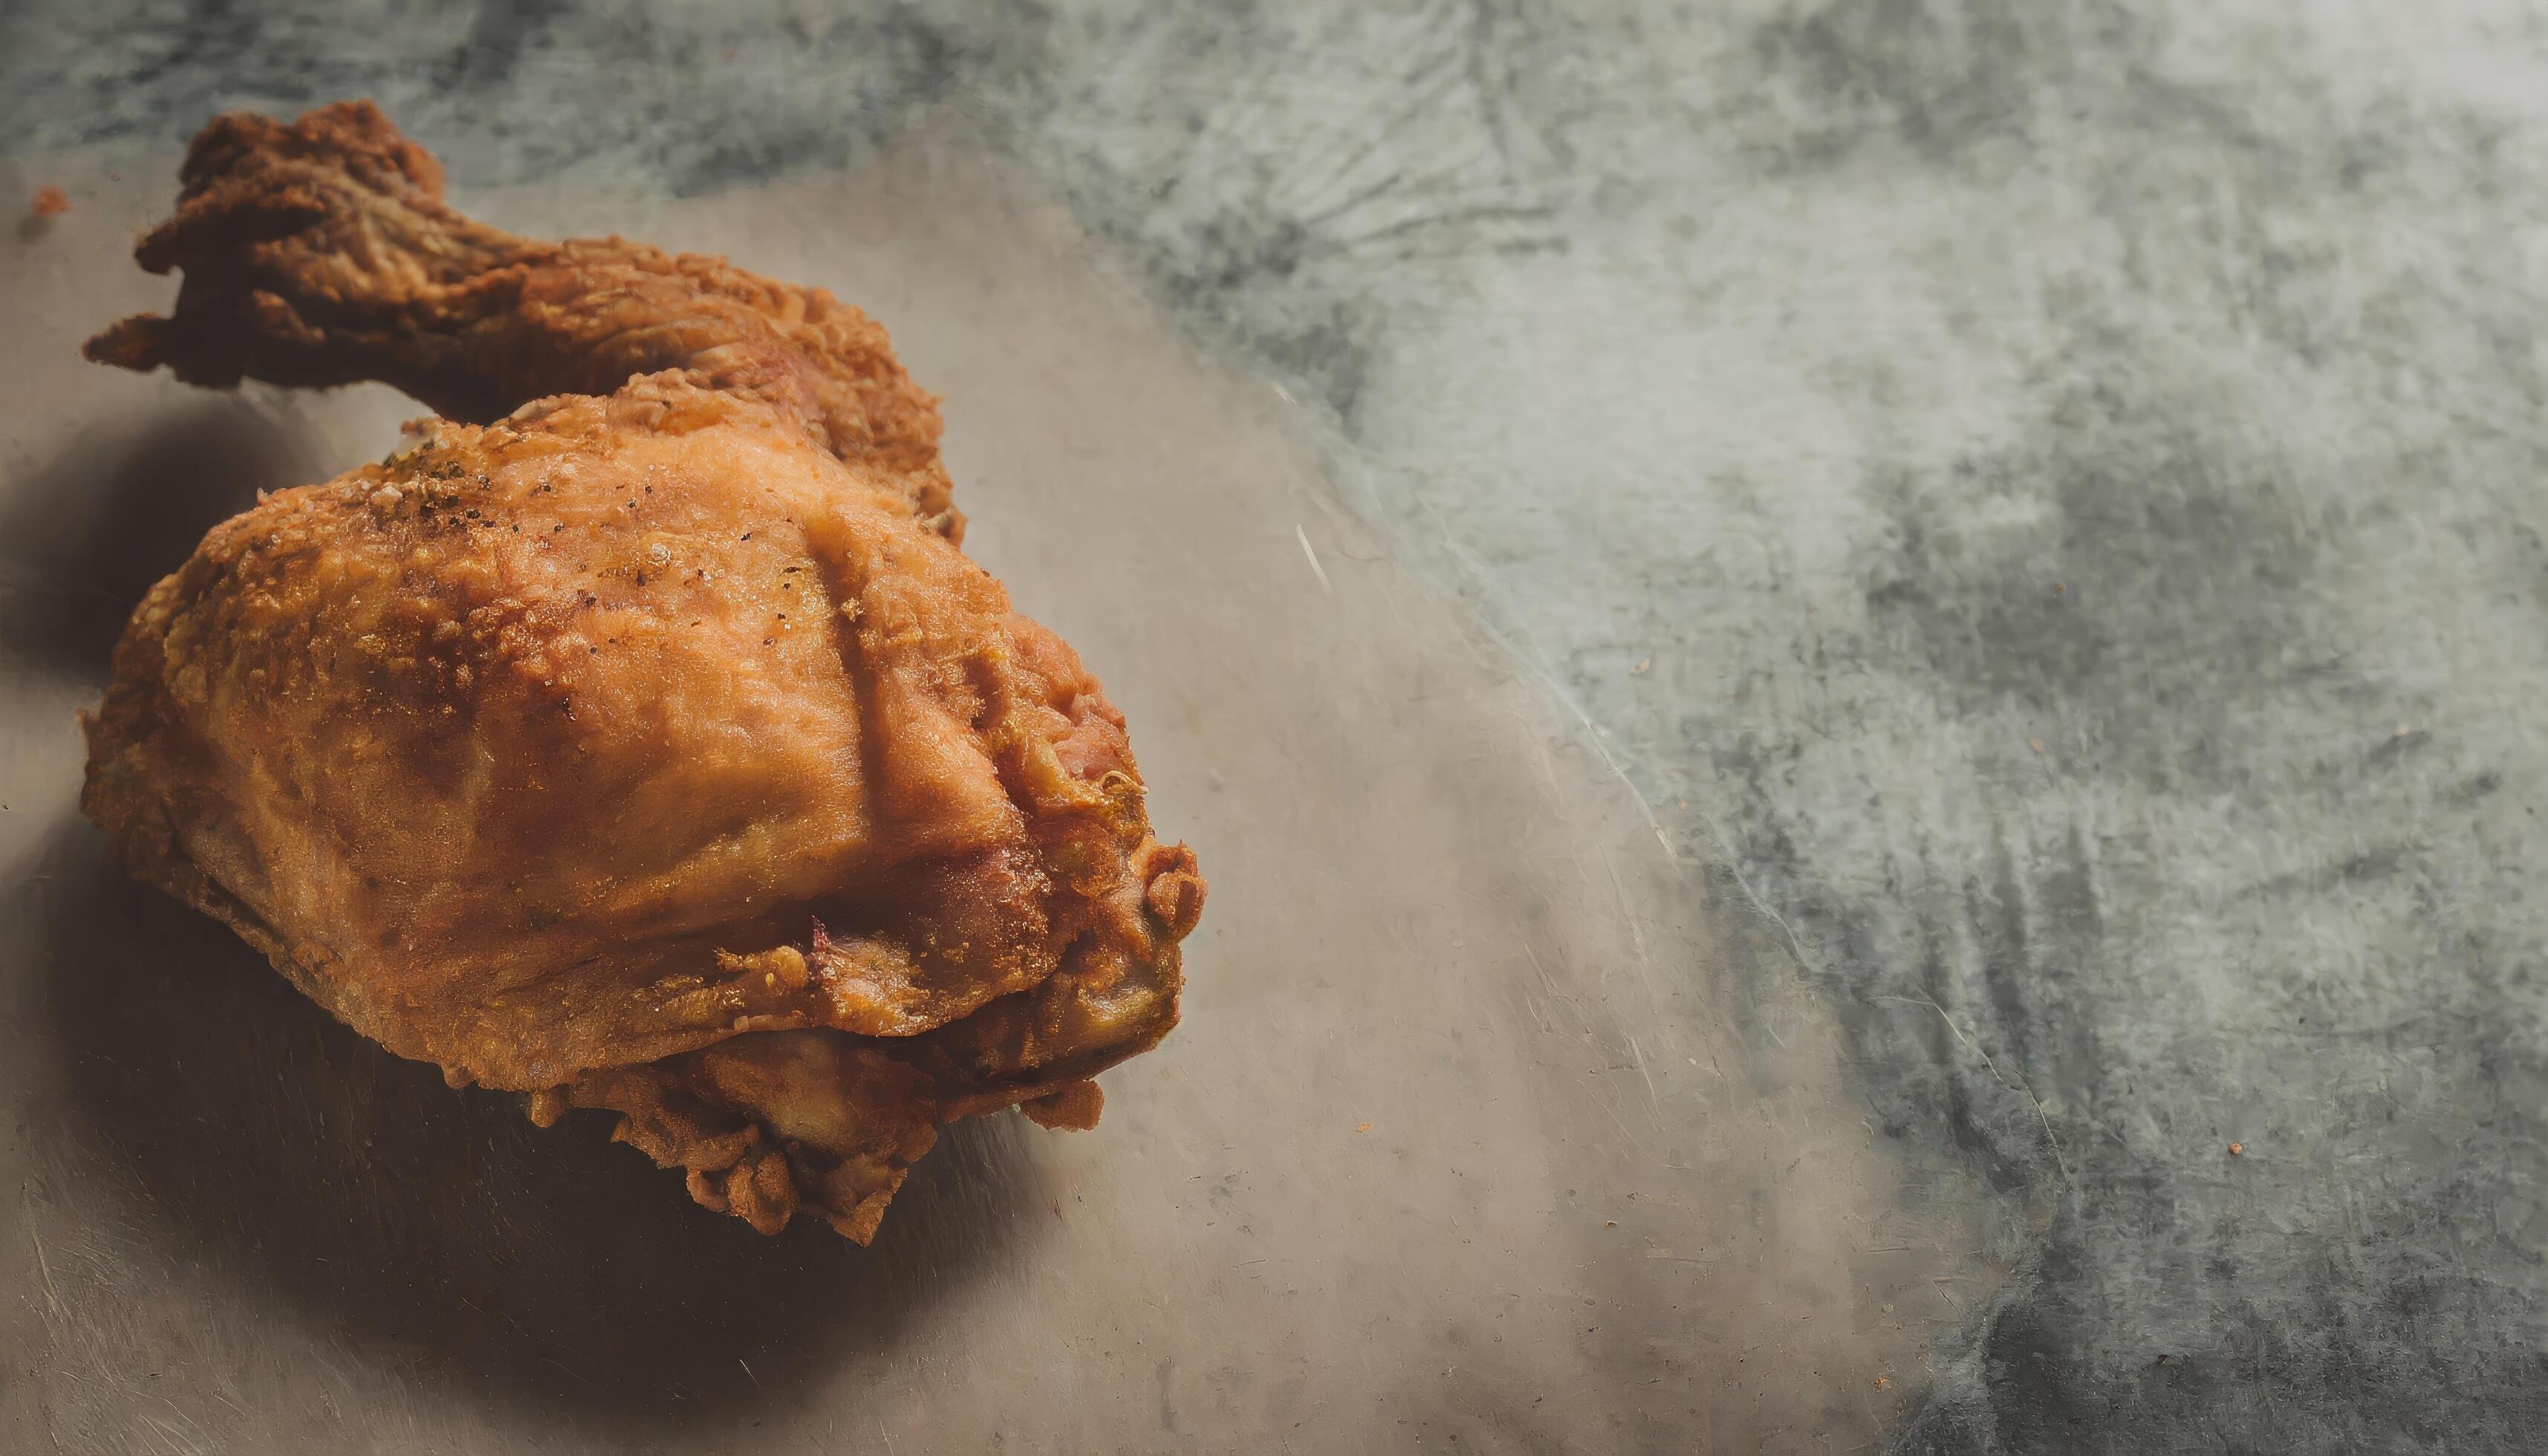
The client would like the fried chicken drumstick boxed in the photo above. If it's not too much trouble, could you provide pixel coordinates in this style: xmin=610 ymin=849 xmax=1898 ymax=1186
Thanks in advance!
xmin=79 ymin=102 xmax=1204 ymax=1242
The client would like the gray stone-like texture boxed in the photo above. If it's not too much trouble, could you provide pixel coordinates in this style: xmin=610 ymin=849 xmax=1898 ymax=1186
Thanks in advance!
xmin=7 ymin=1 xmax=2548 ymax=1448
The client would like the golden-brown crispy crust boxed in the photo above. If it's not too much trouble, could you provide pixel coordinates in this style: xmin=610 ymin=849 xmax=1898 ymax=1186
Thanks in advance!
xmin=79 ymin=105 xmax=1204 ymax=1241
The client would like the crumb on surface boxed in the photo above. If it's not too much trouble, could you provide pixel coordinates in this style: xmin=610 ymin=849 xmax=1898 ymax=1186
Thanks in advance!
xmin=30 ymin=185 xmax=69 ymax=218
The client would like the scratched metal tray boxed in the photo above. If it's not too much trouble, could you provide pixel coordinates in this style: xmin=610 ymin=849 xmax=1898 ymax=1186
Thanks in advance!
xmin=0 ymin=136 xmax=1995 ymax=1452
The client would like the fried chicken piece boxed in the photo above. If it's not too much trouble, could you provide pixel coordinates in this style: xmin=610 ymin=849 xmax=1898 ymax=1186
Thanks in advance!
xmin=79 ymin=103 xmax=1204 ymax=1242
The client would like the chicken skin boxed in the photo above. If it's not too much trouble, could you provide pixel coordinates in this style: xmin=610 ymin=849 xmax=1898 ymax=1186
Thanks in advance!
xmin=79 ymin=102 xmax=1203 ymax=1242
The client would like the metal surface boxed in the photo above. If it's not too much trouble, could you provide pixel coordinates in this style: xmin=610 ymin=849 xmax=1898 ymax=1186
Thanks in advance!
xmin=1 ymin=139 xmax=1998 ymax=1452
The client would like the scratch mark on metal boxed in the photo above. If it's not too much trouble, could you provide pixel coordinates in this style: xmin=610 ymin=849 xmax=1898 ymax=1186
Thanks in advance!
xmin=1874 ymin=993 xmax=2073 ymax=1187
xmin=1524 ymin=942 xmax=1575 ymax=1005
xmin=1410 ymin=520 xmax=1681 ymax=865
xmin=1597 ymin=843 xmax=1651 ymax=969
xmin=1626 ymin=1036 xmax=1661 ymax=1112
xmin=1296 ymin=524 xmax=1333 ymax=596
xmin=27 ymin=1198 xmax=65 ymax=1323
xmin=1590 ymin=1081 xmax=1652 ymax=1157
